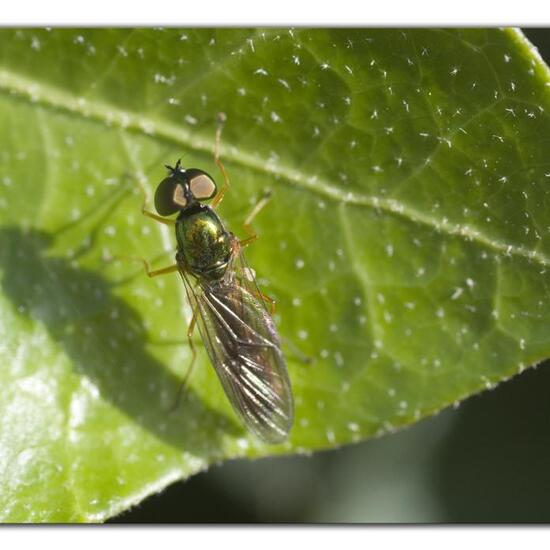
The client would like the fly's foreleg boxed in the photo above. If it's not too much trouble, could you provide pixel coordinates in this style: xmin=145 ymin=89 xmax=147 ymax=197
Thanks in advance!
xmin=134 ymin=170 xmax=176 ymax=226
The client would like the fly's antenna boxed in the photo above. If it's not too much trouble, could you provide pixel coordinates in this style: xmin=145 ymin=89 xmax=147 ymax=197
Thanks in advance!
xmin=165 ymin=158 xmax=183 ymax=175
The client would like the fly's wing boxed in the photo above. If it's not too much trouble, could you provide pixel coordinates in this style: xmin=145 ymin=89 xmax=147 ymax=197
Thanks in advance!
xmin=231 ymin=245 xmax=271 ymax=314
xmin=180 ymin=269 xmax=293 ymax=444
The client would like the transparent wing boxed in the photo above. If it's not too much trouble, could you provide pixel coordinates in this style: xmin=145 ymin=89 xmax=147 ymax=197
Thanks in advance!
xmin=179 ymin=265 xmax=293 ymax=444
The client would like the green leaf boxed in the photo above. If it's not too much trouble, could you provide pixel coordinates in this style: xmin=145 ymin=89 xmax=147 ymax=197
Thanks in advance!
xmin=0 ymin=28 xmax=549 ymax=522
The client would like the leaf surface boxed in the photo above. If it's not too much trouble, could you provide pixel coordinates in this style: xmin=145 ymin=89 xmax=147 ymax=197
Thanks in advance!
xmin=0 ymin=28 xmax=549 ymax=521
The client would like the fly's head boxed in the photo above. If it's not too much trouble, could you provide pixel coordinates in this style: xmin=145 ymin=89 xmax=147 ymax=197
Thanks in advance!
xmin=154 ymin=159 xmax=218 ymax=215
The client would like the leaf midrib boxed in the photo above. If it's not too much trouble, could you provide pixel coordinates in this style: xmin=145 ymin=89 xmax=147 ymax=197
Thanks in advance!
xmin=1 ymin=62 xmax=549 ymax=268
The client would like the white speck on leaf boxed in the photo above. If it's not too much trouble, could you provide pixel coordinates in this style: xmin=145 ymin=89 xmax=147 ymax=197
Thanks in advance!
xmin=451 ymin=287 xmax=464 ymax=300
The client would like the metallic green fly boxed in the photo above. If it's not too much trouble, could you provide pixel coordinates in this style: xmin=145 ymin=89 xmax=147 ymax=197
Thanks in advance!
xmin=135 ymin=115 xmax=293 ymax=444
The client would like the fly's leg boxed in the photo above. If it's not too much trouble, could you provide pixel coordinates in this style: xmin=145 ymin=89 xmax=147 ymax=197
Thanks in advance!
xmin=168 ymin=306 xmax=198 ymax=413
xmin=235 ymin=263 xmax=276 ymax=315
xmin=143 ymin=210 xmax=176 ymax=226
xmin=239 ymin=189 xmax=272 ymax=248
xmin=259 ymin=290 xmax=276 ymax=315
xmin=111 ymin=253 xmax=197 ymax=411
xmin=235 ymin=189 xmax=276 ymax=311
xmin=209 ymin=111 xmax=271 ymax=243
xmin=105 ymin=174 xmax=176 ymax=279
xmin=240 ymin=192 xmax=311 ymax=363
xmin=105 ymin=254 xmax=179 ymax=287
xmin=252 ymin=289 xmax=276 ymax=316
xmin=211 ymin=112 xmax=230 ymax=209
xmin=112 ymin=256 xmax=179 ymax=278
xmin=135 ymin=170 xmax=176 ymax=226
xmin=136 ymin=259 xmax=179 ymax=278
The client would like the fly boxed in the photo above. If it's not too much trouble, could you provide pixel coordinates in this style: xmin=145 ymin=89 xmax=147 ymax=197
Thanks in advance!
xmin=133 ymin=114 xmax=293 ymax=444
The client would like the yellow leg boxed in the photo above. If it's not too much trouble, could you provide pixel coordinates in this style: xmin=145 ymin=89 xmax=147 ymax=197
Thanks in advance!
xmin=112 ymin=255 xmax=179 ymax=278
xmin=144 ymin=263 xmax=179 ymax=278
xmin=143 ymin=209 xmax=176 ymax=226
xmin=211 ymin=112 xmax=230 ymax=209
xmin=239 ymin=189 xmax=272 ymax=248
xmin=135 ymin=171 xmax=176 ymax=225
xmin=255 ymin=290 xmax=276 ymax=315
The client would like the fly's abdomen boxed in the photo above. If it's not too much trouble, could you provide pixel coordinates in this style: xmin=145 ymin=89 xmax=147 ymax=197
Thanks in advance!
xmin=175 ymin=205 xmax=232 ymax=280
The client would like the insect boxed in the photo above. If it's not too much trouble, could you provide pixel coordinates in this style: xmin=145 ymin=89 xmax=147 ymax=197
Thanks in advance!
xmin=134 ymin=115 xmax=294 ymax=444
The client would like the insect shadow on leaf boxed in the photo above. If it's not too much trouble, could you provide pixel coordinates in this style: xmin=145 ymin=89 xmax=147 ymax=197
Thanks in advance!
xmin=0 ymin=183 xmax=243 ymax=452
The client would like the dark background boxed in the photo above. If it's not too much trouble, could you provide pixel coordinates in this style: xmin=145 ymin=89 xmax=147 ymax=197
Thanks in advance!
xmin=111 ymin=28 xmax=550 ymax=523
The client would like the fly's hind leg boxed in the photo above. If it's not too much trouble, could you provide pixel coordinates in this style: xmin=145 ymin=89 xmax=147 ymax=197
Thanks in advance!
xmin=237 ymin=190 xmax=276 ymax=313
xmin=255 ymin=288 xmax=276 ymax=316
xmin=110 ymin=255 xmax=197 ymax=411
xmin=168 ymin=306 xmax=198 ymax=413
xmin=112 ymin=251 xmax=198 ymax=411
xmin=110 ymin=254 xmax=197 ymax=412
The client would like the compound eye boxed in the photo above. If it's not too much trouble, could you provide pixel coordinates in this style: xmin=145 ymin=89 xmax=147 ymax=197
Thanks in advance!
xmin=189 ymin=172 xmax=216 ymax=200
xmin=155 ymin=176 xmax=183 ymax=215
xmin=172 ymin=183 xmax=188 ymax=208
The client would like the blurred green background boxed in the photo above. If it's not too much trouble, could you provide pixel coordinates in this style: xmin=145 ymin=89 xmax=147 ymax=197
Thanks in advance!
xmin=111 ymin=28 xmax=550 ymax=523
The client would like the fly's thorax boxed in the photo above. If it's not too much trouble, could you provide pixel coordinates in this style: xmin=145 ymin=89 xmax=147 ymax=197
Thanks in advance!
xmin=175 ymin=203 xmax=233 ymax=281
